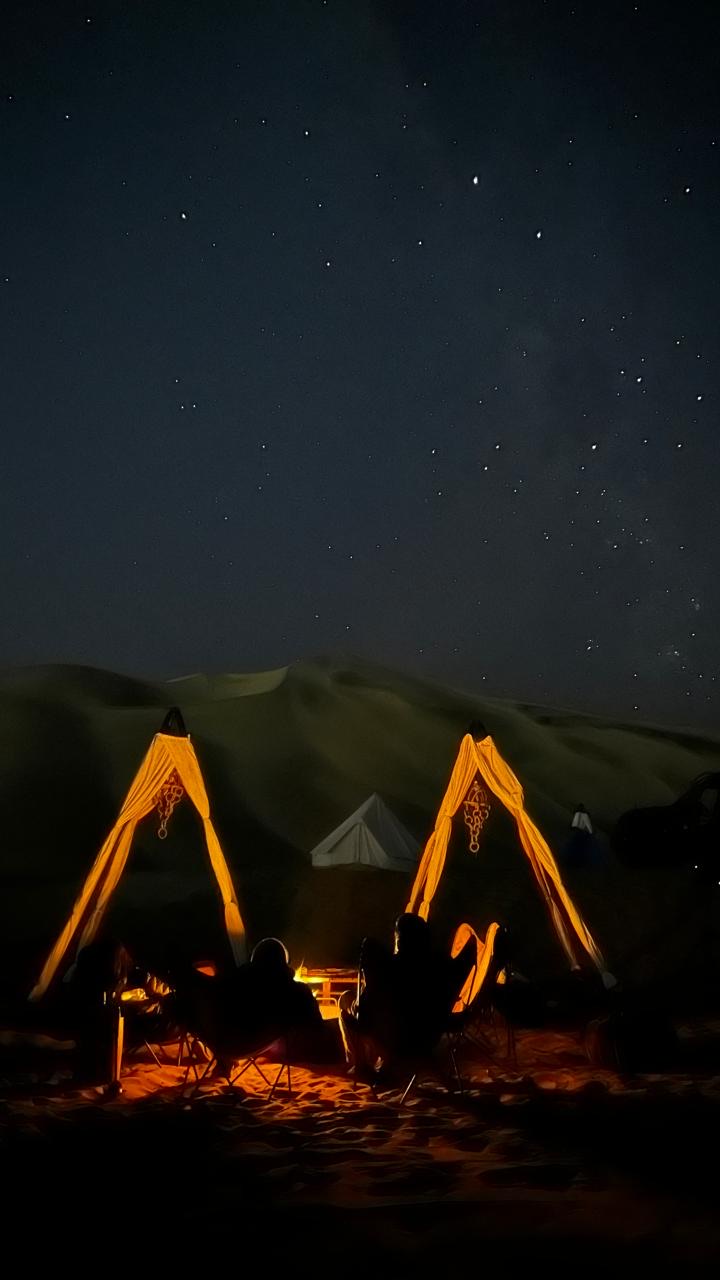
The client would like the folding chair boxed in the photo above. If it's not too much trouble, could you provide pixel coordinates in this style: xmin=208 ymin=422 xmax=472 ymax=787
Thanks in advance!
xmin=350 ymin=999 xmax=470 ymax=1105
xmin=377 ymin=1012 xmax=504 ymax=1105
xmin=177 ymin=1029 xmax=212 ymax=1083
xmin=125 ymin=1035 xmax=165 ymax=1067
xmin=123 ymin=1017 xmax=179 ymax=1068
xmin=392 ymin=1038 xmax=465 ymax=1105
xmin=371 ymin=923 xmax=514 ymax=1104
xmin=181 ymin=1027 xmax=294 ymax=1101
xmin=443 ymin=921 xmax=515 ymax=1080
xmin=445 ymin=999 xmax=517 ymax=1083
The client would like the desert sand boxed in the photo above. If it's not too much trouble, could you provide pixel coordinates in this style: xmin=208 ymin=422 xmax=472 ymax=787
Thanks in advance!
xmin=3 ymin=1022 xmax=720 ymax=1267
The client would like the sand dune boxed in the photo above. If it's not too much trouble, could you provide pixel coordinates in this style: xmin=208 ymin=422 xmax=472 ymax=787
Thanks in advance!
xmin=1 ymin=656 xmax=719 ymax=993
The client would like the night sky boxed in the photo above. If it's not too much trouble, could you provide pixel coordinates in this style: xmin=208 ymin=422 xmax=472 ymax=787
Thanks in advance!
xmin=2 ymin=1 xmax=719 ymax=727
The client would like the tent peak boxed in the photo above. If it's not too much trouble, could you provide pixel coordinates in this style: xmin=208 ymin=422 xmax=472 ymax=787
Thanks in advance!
xmin=160 ymin=706 xmax=188 ymax=737
xmin=311 ymin=793 xmax=419 ymax=871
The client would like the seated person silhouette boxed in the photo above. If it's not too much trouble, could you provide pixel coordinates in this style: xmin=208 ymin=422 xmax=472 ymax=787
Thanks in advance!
xmin=237 ymin=936 xmax=323 ymax=1039
xmin=339 ymin=913 xmax=477 ymax=1080
xmin=174 ymin=937 xmax=324 ymax=1074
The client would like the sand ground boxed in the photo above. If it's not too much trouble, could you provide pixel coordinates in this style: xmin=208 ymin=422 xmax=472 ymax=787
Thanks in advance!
xmin=3 ymin=1023 xmax=720 ymax=1270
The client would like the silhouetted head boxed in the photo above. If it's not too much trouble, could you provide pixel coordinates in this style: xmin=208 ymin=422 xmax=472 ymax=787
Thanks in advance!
xmin=468 ymin=719 xmax=488 ymax=741
xmin=394 ymin=913 xmax=432 ymax=957
xmin=250 ymin=937 xmax=291 ymax=977
xmin=576 ymin=803 xmax=587 ymax=813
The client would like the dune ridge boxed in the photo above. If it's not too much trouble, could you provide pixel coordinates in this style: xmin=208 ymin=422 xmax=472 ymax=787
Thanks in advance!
xmin=1 ymin=656 xmax=718 ymax=992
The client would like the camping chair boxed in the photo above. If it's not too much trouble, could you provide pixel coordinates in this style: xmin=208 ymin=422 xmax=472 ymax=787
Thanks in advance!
xmin=373 ymin=922 xmax=513 ymax=1105
xmin=120 ymin=986 xmax=188 ymax=1070
xmin=357 ymin=1015 xmax=467 ymax=1106
xmin=123 ymin=1016 xmax=180 ymax=1068
xmin=387 ymin=1033 xmax=466 ymax=1105
xmin=181 ymin=1025 xmax=294 ymax=1101
xmin=167 ymin=963 xmax=295 ymax=1101
xmin=445 ymin=990 xmax=517 ymax=1084
xmin=177 ymin=1029 xmax=211 ymax=1081
xmin=444 ymin=923 xmax=517 ymax=1084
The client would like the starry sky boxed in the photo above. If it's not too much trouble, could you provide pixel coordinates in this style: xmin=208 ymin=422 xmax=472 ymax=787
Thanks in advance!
xmin=1 ymin=0 xmax=719 ymax=727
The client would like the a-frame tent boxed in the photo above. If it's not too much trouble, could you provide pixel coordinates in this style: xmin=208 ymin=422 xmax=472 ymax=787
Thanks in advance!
xmin=310 ymin=794 xmax=419 ymax=871
xmin=406 ymin=730 xmax=605 ymax=975
xmin=29 ymin=709 xmax=246 ymax=1001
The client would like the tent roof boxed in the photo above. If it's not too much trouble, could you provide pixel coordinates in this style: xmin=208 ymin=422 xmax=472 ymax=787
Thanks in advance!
xmin=311 ymin=793 xmax=419 ymax=871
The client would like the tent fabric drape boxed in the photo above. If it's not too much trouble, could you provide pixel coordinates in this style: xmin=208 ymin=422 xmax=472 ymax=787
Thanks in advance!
xmin=29 ymin=733 xmax=246 ymax=1001
xmin=162 ymin=734 xmax=246 ymax=961
xmin=407 ymin=734 xmax=603 ymax=973
xmin=450 ymin=920 xmax=502 ymax=1011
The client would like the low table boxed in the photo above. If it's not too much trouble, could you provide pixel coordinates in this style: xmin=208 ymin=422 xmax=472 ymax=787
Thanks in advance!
xmin=297 ymin=968 xmax=358 ymax=1019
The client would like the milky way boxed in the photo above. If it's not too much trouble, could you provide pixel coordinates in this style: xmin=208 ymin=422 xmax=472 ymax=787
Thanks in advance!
xmin=1 ymin=1 xmax=718 ymax=726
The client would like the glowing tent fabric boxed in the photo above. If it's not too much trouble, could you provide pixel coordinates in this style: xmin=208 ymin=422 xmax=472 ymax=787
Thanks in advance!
xmin=450 ymin=920 xmax=502 ymax=1011
xmin=29 ymin=732 xmax=246 ymax=1001
xmin=406 ymin=733 xmax=604 ymax=973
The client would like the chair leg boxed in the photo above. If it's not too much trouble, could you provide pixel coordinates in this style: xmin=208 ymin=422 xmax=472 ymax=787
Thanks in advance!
xmin=143 ymin=1040 xmax=163 ymax=1067
xmin=180 ymin=1039 xmax=196 ymax=1087
xmin=178 ymin=1032 xmax=199 ymax=1068
xmin=180 ymin=1035 xmax=213 ymax=1090
xmin=267 ymin=1062 xmax=285 ymax=1100
xmin=267 ymin=1035 xmax=292 ymax=1101
xmin=399 ymin=1073 xmax=417 ymax=1105
xmin=185 ymin=1054 xmax=217 ymax=1098
xmin=448 ymin=1042 xmax=464 ymax=1095
xmin=229 ymin=1057 xmax=271 ymax=1088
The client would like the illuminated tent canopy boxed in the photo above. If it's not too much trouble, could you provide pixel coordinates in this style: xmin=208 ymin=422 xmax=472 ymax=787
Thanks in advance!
xmin=407 ymin=729 xmax=605 ymax=976
xmin=29 ymin=708 xmax=246 ymax=1001
xmin=310 ymin=793 xmax=419 ymax=872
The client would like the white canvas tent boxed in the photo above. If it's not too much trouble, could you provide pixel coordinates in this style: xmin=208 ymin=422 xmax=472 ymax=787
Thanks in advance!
xmin=311 ymin=794 xmax=419 ymax=872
